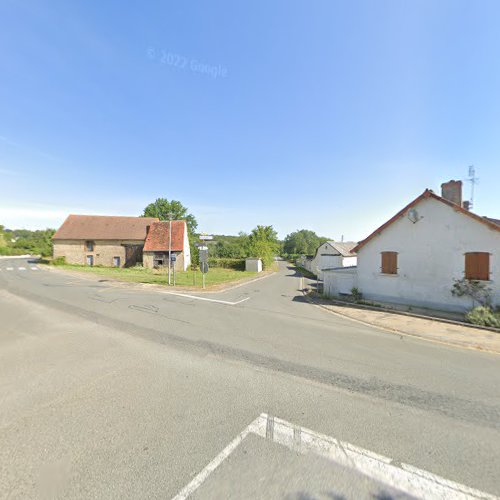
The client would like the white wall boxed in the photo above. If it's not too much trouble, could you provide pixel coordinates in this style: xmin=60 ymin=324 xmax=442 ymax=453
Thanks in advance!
xmin=356 ymin=197 xmax=500 ymax=312
xmin=183 ymin=222 xmax=191 ymax=271
xmin=323 ymin=268 xmax=358 ymax=297
xmin=311 ymin=243 xmax=358 ymax=279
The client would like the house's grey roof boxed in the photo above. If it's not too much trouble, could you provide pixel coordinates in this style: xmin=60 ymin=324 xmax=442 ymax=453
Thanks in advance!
xmin=326 ymin=241 xmax=357 ymax=257
xmin=484 ymin=217 xmax=500 ymax=226
xmin=323 ymin=265 xmax=357 ymax=272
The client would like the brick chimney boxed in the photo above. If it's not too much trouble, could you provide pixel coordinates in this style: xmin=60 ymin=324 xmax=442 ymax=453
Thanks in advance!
xmin=441 ymin=180 xmax=462 ymax=206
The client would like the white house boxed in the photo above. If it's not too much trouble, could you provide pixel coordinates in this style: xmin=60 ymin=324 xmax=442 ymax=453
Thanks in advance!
xmin=323 ymin=180 xmax=500 ymax=312
xmin=301 ymin=241 xmax=357 ymax=278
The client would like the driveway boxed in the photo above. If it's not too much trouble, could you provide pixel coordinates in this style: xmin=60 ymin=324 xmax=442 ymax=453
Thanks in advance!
xmin=0 ymin=258 xmax=499 ymax=498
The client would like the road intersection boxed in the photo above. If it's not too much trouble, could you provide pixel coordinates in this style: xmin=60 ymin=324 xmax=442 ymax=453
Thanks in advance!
xmin=0 ymin=258 xmax=499 ymax=498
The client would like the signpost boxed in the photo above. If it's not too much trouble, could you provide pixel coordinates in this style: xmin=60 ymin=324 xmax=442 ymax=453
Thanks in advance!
xmin=198 ymin=238 xmax=211 ymax=289
xmin=171 ymin=254 xmax=177 ymax=286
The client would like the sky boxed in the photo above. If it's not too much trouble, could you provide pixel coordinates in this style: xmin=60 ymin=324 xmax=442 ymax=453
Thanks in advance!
xmin=1 ymin=0 xmax=499 ymax=240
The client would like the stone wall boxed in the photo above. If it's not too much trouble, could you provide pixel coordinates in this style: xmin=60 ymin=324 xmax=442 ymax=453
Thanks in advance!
xmin=143 ymin=251 xmax=185 ymax=271
xmin=53 ymin=239 xmax=144 ymax=267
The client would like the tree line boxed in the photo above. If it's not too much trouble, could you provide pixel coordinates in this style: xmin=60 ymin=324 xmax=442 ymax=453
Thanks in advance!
xmin=0 ymin=198 xmax=330 ymax=264
xmin=0 ymin=225 xmax=55 ymax=256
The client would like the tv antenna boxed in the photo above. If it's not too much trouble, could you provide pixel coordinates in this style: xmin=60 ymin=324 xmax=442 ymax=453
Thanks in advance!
xmin=466 ymin=165 xmax=479 ymax=210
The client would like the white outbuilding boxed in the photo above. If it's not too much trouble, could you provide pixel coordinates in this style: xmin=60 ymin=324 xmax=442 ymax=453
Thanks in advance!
xmin=324 ymin=180 xmax=500 ymax=312
xmin=245 ymin=258 xmax=263 ymax=273
xmin=305 ymin=241 xmax=357 ymax=279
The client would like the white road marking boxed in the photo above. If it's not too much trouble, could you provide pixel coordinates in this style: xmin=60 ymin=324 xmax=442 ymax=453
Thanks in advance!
xmin=6 ymin=267 xmax=14 ymax=271
xmin=30 ymin=267 xmax=39 ymax=270
xmin=172 ymin=413 xmax=496 ymax=500
xmin=161 ymin=291 xmax=250 ymax=306
xmin=172 ymin=418 xmax=261 ymax=500
xmin=18 ymin=267 xmax=26 ymax=271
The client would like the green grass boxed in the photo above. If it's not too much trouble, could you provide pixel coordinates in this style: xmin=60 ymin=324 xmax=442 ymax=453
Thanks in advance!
xmin=47 ymin=263 xmax=258 ymax=288
xmin=294 ymin=265 xmax=317 ymax=279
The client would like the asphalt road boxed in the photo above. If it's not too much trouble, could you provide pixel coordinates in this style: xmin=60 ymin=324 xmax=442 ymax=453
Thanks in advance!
xmin=0 ymin=258 xmax=499 ymax=499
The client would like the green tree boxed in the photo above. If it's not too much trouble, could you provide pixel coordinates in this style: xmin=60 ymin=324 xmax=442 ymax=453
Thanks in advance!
xmin=283 ymin=229 xmax=329 ymax=255
xmin=142 ymin=198 xmax=198 ymax=234
xmin=247 ymin=225 xmax=279 ymax=268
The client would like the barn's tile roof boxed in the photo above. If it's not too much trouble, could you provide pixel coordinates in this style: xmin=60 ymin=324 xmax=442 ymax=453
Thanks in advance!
xmin=53 ymin=215 xmax=158 ymax=240
xmin=143 ymin=221 xmax=186 ymax=252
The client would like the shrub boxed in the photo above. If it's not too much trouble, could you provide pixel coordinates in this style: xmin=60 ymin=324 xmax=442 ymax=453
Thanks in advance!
xmin=466 ymin=306 xmax=500 ymax=328
xmin=208 ymin=257 xmax=245 ymax=270
xmin=51 ymin=256 xmax=67 ymax=266
xmin=0 ymin=247 xmax=26 ymax=256
xmin=451 ymin=278 xmax=492 ymax=307
xmin=351 ymin=287 xmax=363 ymax=303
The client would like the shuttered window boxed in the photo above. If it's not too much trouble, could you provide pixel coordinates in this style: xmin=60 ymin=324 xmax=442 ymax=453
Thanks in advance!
xmin=465 ymin=252 xmax=490 ymax=281
xmin=381 ymin=251 xmax=398 ymax=274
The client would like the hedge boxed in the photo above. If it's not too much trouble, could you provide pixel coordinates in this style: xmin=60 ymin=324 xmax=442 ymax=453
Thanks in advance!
xmin=207 ymin=257 xmax=245 ymax=270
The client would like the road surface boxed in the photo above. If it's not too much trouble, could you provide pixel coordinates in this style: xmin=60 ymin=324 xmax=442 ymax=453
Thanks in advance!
xmin=0 ymin=258 xmax=499 ymax=499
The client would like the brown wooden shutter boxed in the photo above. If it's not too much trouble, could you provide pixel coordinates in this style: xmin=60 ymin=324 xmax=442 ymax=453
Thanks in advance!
xmin=465 ymin=252 xmax=490 ymax=280
xmin=381 ymin=251 xmax=398 ymax=274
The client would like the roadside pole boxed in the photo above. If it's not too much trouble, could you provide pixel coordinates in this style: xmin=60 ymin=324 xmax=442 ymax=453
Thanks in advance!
xmin=198 ymin=234 xmax=212 ymax=291
xmin=172 ymin=254 xmax=176 ymax=286
xmin=168 ymin=212 xmax=172 ymax=286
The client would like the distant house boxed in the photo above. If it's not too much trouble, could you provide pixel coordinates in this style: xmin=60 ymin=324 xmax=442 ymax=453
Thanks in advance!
xmin=53 ymin=215 xmax=158 ymax=267
xmin=301 ymin=241 xmax=357 ymax=279
xmin=323 ymin=180 xmax=500 ymax=312
xmin=143 ymin=220 xmax=191 ymax=271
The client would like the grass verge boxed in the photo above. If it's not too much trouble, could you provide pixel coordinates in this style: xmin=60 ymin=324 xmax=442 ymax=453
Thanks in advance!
xmin=47 ymin=263 xmax=257 ymax=288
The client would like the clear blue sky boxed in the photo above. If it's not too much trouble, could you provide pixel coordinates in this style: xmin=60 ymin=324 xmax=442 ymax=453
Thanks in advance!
xmin=1 ymin=0 xmax=499 ymax=240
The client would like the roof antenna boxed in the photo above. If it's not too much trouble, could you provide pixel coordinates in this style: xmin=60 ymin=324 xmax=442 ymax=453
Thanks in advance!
xmin=467 ymin=165 xmax=479 ymax=210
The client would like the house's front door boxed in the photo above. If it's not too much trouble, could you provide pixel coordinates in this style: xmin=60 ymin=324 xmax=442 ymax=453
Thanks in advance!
xmin=86 ymin=255 xmax=94 ymax=266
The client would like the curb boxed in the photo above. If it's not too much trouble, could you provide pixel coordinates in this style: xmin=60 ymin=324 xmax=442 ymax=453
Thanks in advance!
xmin=302 ymin=291 xmax=500 ymax=355
xmin=309 ymin=293 xmax=500 ymax=334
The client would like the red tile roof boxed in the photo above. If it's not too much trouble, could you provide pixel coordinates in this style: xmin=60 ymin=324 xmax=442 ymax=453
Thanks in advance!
xmin=143 ymin=220 xmax=186 ymax=252
xmin=53 ymin=215 xmax=159 ymax=240
xmin=353 ymin=189 xmax=500 ymax=253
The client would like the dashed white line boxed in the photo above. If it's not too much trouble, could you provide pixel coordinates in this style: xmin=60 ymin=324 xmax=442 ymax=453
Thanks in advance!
xmin=18 ymin=267 xmax=26 ymax=271
xmin=161 ymin=291 xmax=250 ymax=306
xmin=6 ymin=267 xmax=14 ymax=271
xmin=31 ymin=267 xmax=39 ymax=270
xmin=172 ymin=413 xmax=496 ymax=500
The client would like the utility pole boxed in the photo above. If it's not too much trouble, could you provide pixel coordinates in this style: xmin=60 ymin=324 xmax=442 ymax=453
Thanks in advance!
xmin=168 ymin=212 xmax=172 ymax=286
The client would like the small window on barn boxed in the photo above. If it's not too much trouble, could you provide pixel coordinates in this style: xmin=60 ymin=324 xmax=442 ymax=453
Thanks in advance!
xmin=113 ymin=256 xmax=120 ymax=267
xmin=381 ymin=251 xmax=398 ymax=275
xmin=85 ymin=240 xmax=94 ymax=252
xmin=465 ymin=252 xmax=490 ymax=281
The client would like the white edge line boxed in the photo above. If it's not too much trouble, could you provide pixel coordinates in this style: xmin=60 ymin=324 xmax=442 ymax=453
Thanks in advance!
xmin=172 ymin=413 xmax=497 ymax=500
xmin=171 ymin=416 xmax=262 ymax=500
xmin=161 ymin=291 xmax=250 ymax=306
xmin=253 ymin=415 xmax=497 ymax=500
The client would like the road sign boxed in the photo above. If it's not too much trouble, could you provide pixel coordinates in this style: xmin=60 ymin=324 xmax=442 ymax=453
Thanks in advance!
xmin=170 ymin=254 xmax=177 ymax=262
xmin=199 ymin=235 xmax=213 ymax=241
xmin=199 ymin=249 xmax=208 ymax=263
xmin=200 ymin=262 xmax=209 ymax=274
xmin=196 ymin=245 xmax=208 ymax=251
